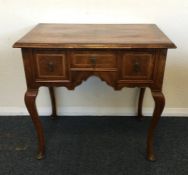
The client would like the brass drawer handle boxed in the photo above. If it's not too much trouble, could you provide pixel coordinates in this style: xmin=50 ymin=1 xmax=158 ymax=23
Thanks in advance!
xmin=133 ymin=62 xmax=140 ymax=73
xmin=47 ymin=61 xmax=54 ymax=72
xmin=89 ymin=57 xmax=96 ymax=67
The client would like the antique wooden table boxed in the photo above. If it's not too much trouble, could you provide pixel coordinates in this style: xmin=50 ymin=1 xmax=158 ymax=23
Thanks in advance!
xmin=13 ymin=24 xmax=176 ymax=161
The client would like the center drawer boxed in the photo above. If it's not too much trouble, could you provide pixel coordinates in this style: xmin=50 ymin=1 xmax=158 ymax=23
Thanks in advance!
xmin=70 ymin=51 xmax=117 ymax=71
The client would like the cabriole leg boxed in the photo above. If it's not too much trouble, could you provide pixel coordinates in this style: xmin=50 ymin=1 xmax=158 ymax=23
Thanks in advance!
xmin=137 ymin=88 xmax=146 ymax=120
xmin=146 ymin=90 xmax=165 ymax=161
xmin=25 ymin=88 xmax=45 ymax=160
xmin=48 ymin=87 xmax=58 ymax=119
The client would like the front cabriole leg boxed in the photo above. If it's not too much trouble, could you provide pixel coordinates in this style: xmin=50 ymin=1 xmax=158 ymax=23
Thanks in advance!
xmin=146 ymin=90 xmax=165 ymax=161
xmin=25 ymin=88 xmax=45 ymax=160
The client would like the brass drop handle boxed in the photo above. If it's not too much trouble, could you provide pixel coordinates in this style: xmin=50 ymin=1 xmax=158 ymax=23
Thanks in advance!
xmin=89 ymin=57 xmax=96 ymax=67
xmin=133 ymin=61 xmax=140 ymax=73
xmin=47 ymin=61 xmax=54 ymax=72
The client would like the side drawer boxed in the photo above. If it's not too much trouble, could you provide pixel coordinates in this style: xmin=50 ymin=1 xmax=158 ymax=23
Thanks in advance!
xmin=33 ymin=50 xmax=69 ymax=80
xmin=120 ymin=51 xmax=155 ymax=80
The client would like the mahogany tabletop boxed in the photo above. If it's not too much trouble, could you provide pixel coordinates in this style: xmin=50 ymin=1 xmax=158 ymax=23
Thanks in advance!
xmin=13 ymin=23 xmax=176 ymax=49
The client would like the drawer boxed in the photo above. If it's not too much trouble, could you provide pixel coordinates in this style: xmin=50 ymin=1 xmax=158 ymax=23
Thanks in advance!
xmin=70 ymin=51 xmax=117 ymax=70
xmin=121 ymin=51 xmax=155 ymax=80
xmin=33 ymin=51 xmax=69 ymax=80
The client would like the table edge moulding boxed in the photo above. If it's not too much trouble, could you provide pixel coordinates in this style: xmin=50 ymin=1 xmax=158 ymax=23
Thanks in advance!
xmin=13 ymin=23 xmax=176 ymax=161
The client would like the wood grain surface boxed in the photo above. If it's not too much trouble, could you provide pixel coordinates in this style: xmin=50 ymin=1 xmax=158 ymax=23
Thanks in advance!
xmin=13 ymin=24 xmax=176 ymax=49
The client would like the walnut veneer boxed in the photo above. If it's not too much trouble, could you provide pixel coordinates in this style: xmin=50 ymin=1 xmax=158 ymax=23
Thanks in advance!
xmin=13 ymin=24 xmax=176 ymax=161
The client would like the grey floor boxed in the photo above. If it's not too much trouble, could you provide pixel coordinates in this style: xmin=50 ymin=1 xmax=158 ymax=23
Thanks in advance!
xmin=0 ymin=116 xmax=188 ymax=175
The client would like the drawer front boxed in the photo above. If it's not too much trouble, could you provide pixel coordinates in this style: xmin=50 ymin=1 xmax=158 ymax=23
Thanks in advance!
xmin=70 ymin=51 xmax=117 ymax=70
xmin=121 ymin=52 xmax=155 ymax=80
xmin=34 ymin=51 xmax=68 ymax=80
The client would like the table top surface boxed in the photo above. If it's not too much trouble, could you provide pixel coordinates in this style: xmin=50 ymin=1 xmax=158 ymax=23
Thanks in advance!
xmin=13 ymin=23 xmax=176 ymax=49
